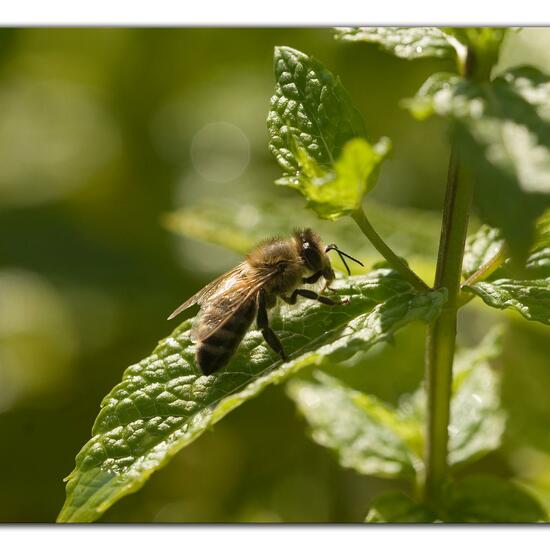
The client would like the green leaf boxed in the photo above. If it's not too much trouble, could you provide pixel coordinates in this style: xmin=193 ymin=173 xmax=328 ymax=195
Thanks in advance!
xmin=462 ymin=225 xmax=505 ymax=278
xmin=524 ymin=209 xmax=550 ymax=276
xmin=163 ymin=196 xmax=440 ymax=266
xmin=526 ymin=247 xmax=550 ymax=276
xmin=267 ymin=45 xmax=365 ymax=175
xmin=501 ymin=323 xmax=550 ymax=455
xmin=287 ymin=373 xmax=419 ymax=479
xmin=464 ymin=278 xmax=550 ymax=324
xmin=444 ymin=28 xmax=507 ymax=80
xmin=398 ymin=328 xmax=505 ymax=468
xmin=446 ymin=474 xmax=547 ymax=522
xmin=267 ymin=46 xmax=390 ymax=220
xmin=288 ymin=327 xmax=503 ymax=485
xmin=510 ymin=449 xmax=550 ymax=518
xmin=403 ymin=72 xmax=457 ymax=121
xmin=406 ymin=67 xmax=550 ymax=261
xmin=535 ymin=208 xmax=550 ymax=250
xmin=447 ymin=329 xmax=506 ymax=466
xmin=462 ymin=219 xmax=550 ymax=281
xmin=527 ymin=209 xmax=550 ymax=276
xmin=334 ymin=27 xmax=458 ymax=61
xmin=334 ymin=28 xmax=507 ymax=78
xmin=58 ymin=270 xmax=446 ymax=522
xmin=365 ymin=492 xmax=436 ymax=523
xmin=368 ymin=473 xmax=547 ymax=523
xmin=280 ymin=136 xmax=391 ymax=220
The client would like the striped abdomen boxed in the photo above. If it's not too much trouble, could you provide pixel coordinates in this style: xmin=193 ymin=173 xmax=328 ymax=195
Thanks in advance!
xmin=196 ymin=298 xmax=257 ymax=375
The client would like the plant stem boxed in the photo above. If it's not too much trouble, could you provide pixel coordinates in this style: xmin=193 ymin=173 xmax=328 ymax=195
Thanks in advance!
xmin=423 ymin=147 xmax=474 ymax=507
xmin=352 ymin=208 xmax=430 ymax=292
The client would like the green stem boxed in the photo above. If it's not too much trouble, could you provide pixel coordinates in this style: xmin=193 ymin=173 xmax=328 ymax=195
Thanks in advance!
xmin=352 ymin=208 xmax=430 ymax=292
xmin=423 ymin=147 xmax=474 ymax=507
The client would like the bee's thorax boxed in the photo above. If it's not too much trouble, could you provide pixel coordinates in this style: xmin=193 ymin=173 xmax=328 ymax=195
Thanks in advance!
xmin=246 ymin=236 xmax=306 ymax=297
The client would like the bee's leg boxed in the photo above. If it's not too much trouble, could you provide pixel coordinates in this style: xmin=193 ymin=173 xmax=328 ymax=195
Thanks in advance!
xmin=302 ymin=271 xmax=323 ymax=284
xmin=284 ymin=289 xmax=347 ymax=306
xmin=322 ymin=281 xmax=337 ymax=294
xmin=303 ymin=272 xmax=337 ymax=293
xmin=257 ymin=290 xmax=288 ymax=362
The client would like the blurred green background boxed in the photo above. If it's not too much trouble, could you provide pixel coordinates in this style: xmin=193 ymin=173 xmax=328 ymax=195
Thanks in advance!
xmin=1 ymin=28 xmax=550 ymax=523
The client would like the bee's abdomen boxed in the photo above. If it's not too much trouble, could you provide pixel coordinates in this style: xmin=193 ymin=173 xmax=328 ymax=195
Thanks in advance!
xmin=196 ymin=299 xmax=257 ymax=375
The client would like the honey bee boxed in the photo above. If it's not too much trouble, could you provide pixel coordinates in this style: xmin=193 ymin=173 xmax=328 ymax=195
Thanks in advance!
xmin=168 ymin=228 xmax=363 ymax=375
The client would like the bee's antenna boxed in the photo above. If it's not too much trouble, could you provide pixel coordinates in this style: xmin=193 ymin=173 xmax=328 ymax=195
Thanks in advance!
xmin=325 ymin=244 xmax=364 ymax=275
xmin=337 ymin=249 xmax=364 ymax=267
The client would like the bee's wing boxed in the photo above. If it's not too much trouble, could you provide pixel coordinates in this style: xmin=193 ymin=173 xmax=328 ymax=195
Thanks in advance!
xmin=167 ymin=263 xmax=249 ymax=320
xmin=193 ymin=265 xmax=280 ymax=342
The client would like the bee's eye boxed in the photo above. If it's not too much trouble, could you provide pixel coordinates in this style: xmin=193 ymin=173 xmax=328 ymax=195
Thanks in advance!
xmin=303 ymin=246 xmax=322 ymax=271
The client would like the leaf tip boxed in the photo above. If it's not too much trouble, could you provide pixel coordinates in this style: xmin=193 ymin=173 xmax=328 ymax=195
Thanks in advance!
xmin=375 ymin=136 xmax=392 ymax=157
xmin=273 ymin=45 xmax=302 ymax=60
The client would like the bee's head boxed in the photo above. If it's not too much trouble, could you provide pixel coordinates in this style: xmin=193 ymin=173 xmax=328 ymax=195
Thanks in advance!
xmin=294 ymin=228 xmax=334 ymax=282
xmin=294 ymin=228 xmax=364 ymax=282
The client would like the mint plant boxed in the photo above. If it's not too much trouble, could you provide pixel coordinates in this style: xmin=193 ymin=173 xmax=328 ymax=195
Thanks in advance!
xmin=58 ymin=28 xmax=550 ymax=523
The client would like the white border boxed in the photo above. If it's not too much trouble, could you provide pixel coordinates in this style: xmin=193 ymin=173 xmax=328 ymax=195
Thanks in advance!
xmin=2 ymin=525 xmax=550 ymax=550
xmin=2 ymin=0 xmax=550 ymax=541
xmin=0 ymin=0 xmax=550 ymax=26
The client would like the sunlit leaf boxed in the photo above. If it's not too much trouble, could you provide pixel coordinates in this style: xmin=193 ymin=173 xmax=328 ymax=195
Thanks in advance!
xmin=535 ymin=208 xmax=550 ymax=250
xmin=280 ymin=136 xmax=391 ymax=220
xmin=406 ymin=67 xmax=550 ymax=262
xmin=462 ymin=218 xmax=550 ymax=281
xmin=462 ymin=225 xmax=505 ymax=278
xmin=526 ymin=247 xmax=550 ymax=276
xmin=398 ymin=328 xmax=505 ymax=467
xmin=163 ymin=197 xmax=440 ymax=268
xmin=267 ymin=45 xmax=365 ymax=175
xmin=365 ymin=491 xmax=435 ymax=523
xmin=447 ymin=329 xmax=506 ymax=466
xmin=288 ymin=327 xmax=504 ymax=485
xmin=287 ymin=373 xmax=419 ymax=479
xmin=444 ymin=28 xmax=508 ymax=79
xmin=334 ymin=27 xmax=458 ymax=61
xmin=444 ymin=28 xmax=507 ymax=54
xmin=529 ymin=209 xmax=550 ymax=276
xmin=464 ymin=278 xmax=550 ymax=324
xmin=58 ymin=269 xmax=446 ymax=522
xmin=335 ymin=28 xmax=507 ymax=79
xmin=267 ymin=46 xmax=391 ymax=220
xmin=446 ymin=474 xmax=547 ymax=522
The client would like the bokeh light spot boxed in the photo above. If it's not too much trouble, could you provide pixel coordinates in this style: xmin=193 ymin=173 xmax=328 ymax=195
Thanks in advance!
xmin=190 ymin=121 xmax=250 ymax=183
xmin=0 ymin=78 xmax=119 ymax=207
